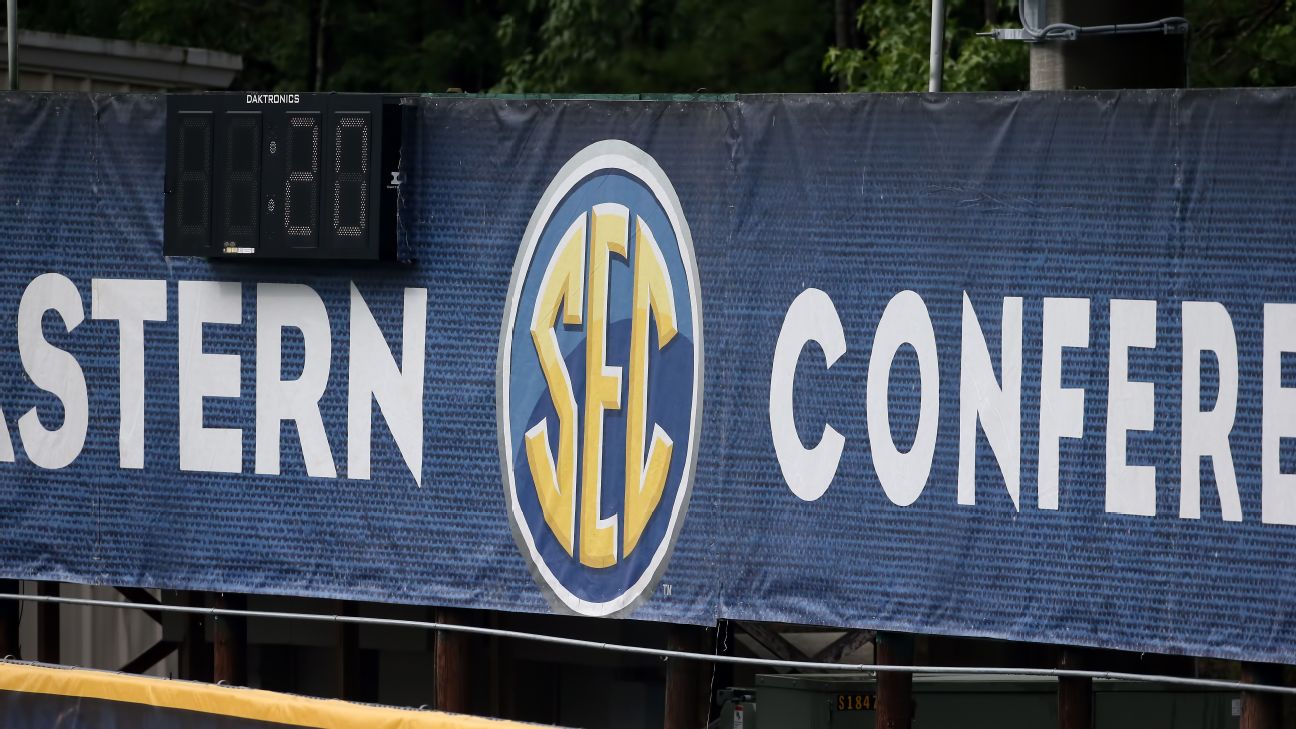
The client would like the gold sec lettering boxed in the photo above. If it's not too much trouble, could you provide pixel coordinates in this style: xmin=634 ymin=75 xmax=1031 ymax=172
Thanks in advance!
xmin=524 ymin=214 xmax=587 ymax=557
xmin=526 ymin=205 xmax=678 ymax=568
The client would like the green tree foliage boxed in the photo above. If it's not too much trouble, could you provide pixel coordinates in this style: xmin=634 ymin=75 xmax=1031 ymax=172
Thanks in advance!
xmin=19 ymin=0 xmax=511 ymax=92
xmin=18 ymin=0 xmax=833 ymax=93
xmin=824 ymin=1 xmax=1028 ymax=92
xmin=492 ymin=0 xmax=835 ymax=92
xmin=17 ymin=0 xmax=1296 ymax=93
xmin=824 ymin=0 xmax=1296 ymax=92
xmin=1189 ymin=0 xmax=1296 ymax=86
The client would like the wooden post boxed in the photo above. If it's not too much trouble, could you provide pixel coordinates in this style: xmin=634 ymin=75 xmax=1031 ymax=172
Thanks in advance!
xmin=876 ymin=632 xmax=913 ymax=729
xmin=336 ymin=600 xmax=359 ymax=700
xmin=1058 ymin=648 xmax=1092 ymax=729
xmin=179 ymin=591 xmax=211 ymax=682
xmin=434 ymin=607 xmax=472 ymax=713
xmin=664 ymin=624 xmax=709 ymax=729
xmin=36 ymin=582 xmax=59 ymax=664
xmin=212 ymin=593 xmax=247 ymax=686
xmin=1241 ymin=662 xmax=1282 ymax=729
xmin=494 ymin=611 xmax=520 ymax=720
xmin=0 ymin=579 xmax=19 ymax=660
xmin=487 ymin=611 xmax=502 ymax=718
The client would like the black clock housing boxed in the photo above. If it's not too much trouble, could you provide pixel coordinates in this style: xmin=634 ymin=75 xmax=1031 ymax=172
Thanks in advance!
xmin=164 ymin=93 xmax=405 ymax=260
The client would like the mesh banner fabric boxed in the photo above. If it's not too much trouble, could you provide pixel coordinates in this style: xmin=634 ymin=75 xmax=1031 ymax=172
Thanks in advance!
xmin=2 ymin=90 xmax=1296 ymax=662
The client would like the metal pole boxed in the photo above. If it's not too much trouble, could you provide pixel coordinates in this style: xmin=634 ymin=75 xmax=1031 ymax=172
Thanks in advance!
xmin=8 ymin=591 xmax=1296 ymax=697
xmin=928 ymin=0 xmax=945 ymax=92
xmin=6 ymin=0 xmax=17 ymax=90
xmin=1029 ymin=0 xmax=1186 ymax=90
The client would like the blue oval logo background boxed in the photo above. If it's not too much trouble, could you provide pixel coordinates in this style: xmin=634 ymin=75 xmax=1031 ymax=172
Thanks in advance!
xmin=499 ymin=141 xmax=702 ymax=615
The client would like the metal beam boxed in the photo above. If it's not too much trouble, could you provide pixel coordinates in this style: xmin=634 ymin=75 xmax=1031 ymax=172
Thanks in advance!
xmin=115 ymin=587 xmax=164 ymax=625
xmin=120 ymin=639 xmax=179 ymax=675
xmin=736 ymin=621 xmax=809 ymax=663
xmin=813 ymin=630 xmax=874 ymax=664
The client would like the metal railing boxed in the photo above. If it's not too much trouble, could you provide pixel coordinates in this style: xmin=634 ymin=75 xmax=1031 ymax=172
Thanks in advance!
xmin=0 ymin=591 xmax=1291 ymax=696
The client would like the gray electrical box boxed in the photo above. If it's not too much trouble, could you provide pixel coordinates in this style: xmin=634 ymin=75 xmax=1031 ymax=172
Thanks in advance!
xmin=717 ymin=688 xmax=757 ymax=729
xmin=751 ymin=673 xmax=1241 ymax=729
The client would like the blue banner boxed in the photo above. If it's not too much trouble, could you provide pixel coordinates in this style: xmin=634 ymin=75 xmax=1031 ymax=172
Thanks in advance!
xmin=2 ymin=90 xmax=1296 ymax=663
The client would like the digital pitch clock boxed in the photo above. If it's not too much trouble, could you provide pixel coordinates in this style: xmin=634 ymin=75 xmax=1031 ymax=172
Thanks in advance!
xmin=163 ymin=93 xmax=406 ymax=260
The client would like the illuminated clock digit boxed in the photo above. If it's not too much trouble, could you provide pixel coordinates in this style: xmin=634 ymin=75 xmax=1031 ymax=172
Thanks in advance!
xmin=223 ymin=113 xmax=261 ymax=248
xmin=332 ymin=113 xmax=370 ymax=241
xmin=283 ymin=114 xmax=320 ymax=243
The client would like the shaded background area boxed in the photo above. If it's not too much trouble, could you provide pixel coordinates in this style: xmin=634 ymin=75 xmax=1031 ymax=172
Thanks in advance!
xmin=17 ymin=0 xmax=1296 ymax=94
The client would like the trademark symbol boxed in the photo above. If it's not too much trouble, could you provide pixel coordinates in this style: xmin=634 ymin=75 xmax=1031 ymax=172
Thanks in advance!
xmin=661 ymin=583 xmax=672 ymax=597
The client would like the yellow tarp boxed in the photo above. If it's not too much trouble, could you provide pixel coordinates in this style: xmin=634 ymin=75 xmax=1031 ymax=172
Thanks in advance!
xmin=0 ymin=660 xmax=547 ymax=729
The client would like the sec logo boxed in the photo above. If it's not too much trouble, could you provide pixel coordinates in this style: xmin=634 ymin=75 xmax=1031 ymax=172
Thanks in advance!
xmin=498 ymin=140 xmax=703 ymax=616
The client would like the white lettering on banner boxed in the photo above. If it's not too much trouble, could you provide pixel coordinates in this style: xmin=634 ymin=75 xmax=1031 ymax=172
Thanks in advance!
xmin=7 ymin=269 xmax=1296 ymax=526
xmin=770 ymin=288 xmax=847 ymax=502
xmin=91 ymin=279 xmax=166 ymax=470
xmin=1263 ymin=303 xmax=1296 ymax=525
xmin=1106 ymin=299 xmax=1158 ymax=517
xmin=347 ymin=284 xmax=428 ymax=487
xmin=1 ymin=276 xmax=432 ymax=484
xmin=178 ymin=281 xmax=244 ymax=474
xmin=0 ymin=387 xmax=12 ymax=463
xmin=958 ymin=294 xmax=1022 ymax=509
xmin=17 ymin=273 xmax=87 ymax=469
xmin=771 ymin=291 xmax=1284 ymax=525
xmin=867 ymin=290 xmax=939 ymax=507
xmin=1038 ymin=297 xmax=1089 ymax=511
xmin=1181 ymin=301 xmax=1242 ymax=521
xmin=256 ymin=283 xmax=336 ymax=478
